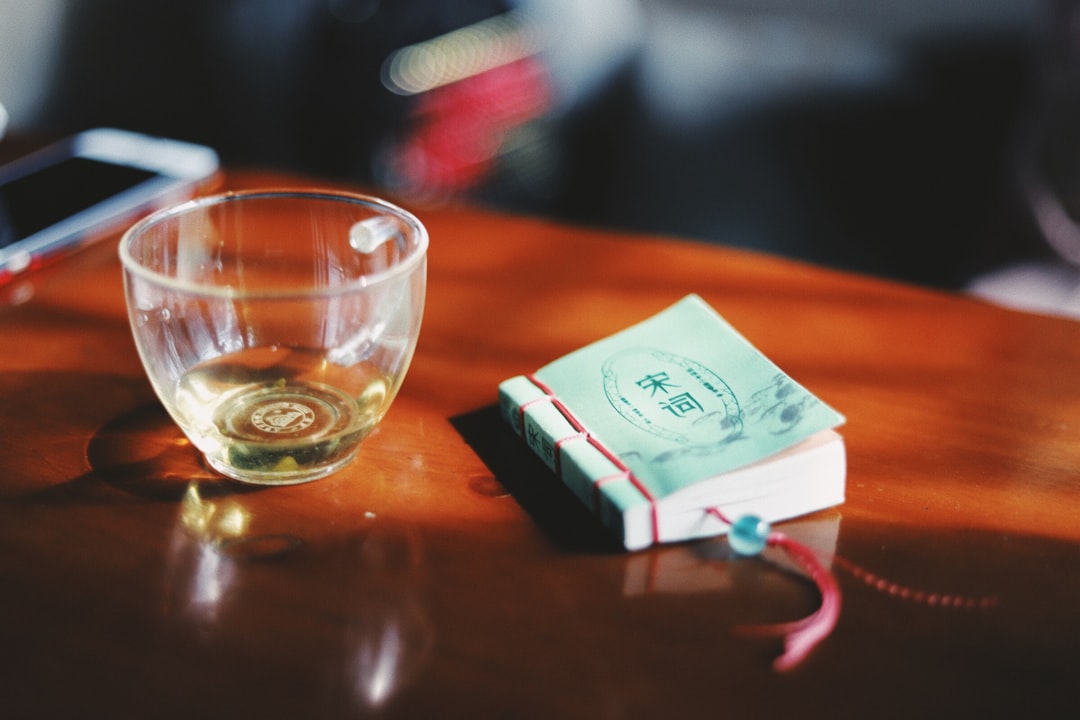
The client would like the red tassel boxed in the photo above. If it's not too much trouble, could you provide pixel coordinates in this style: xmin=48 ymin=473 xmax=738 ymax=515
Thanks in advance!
xmin=708 ymin=508 xmax=839 ymax=671
xmin=738 ymin=530 xmax=841 ymax=672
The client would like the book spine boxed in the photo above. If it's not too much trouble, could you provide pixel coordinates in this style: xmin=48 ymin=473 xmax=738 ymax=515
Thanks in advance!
xmin=498 ymin=374 xmax=659 ymax=550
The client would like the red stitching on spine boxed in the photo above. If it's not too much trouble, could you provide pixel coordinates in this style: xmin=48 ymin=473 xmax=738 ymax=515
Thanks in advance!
xmin=523 ymin=374 xmax=660 ymax=545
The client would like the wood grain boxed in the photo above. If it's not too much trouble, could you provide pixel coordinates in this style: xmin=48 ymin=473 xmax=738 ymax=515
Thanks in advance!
xmin=1 ymin=169 xmax=1077 ymax=718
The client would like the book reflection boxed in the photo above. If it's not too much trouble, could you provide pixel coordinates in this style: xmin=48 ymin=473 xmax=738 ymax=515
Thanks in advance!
xmin=622 ymin=512 xmax=840 ymax=597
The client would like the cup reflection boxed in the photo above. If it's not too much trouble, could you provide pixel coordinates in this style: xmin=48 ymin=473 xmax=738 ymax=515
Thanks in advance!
xmin=162 ymin=481 xmax=432 ymax=710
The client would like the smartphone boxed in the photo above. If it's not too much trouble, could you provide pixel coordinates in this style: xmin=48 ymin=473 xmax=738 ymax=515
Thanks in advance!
xmin=0 ymin=127 xmax=220 ymax=284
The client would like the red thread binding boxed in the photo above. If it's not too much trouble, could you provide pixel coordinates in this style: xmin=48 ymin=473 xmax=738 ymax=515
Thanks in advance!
xmin=516 ymin=395 xmax=549 ymax=433
xmin=592 ymin=471 xmax=630 ymax=517
xmin=553 ymin=431 xmax=587 ymax=476
xmin=523 ymin=374 xmax=661 ymax=545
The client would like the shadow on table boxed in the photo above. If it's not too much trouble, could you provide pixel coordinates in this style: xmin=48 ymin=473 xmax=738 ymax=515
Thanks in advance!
xmin=0 ymin=369 xmax=253 ymax=505
xmin=451 ymin=403 xmax=623 ymax=554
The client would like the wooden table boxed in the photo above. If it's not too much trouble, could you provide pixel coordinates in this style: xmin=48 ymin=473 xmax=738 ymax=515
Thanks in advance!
xmin=2 ymin=168 xmax=1078 ymax=719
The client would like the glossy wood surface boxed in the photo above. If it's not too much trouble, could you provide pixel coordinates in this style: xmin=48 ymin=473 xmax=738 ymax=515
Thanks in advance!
xmin=2 ymin=167 xmax=1079 ymax=718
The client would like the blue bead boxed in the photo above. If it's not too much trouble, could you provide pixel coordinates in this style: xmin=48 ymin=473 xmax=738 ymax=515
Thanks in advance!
xmin=729 ymin=515 xmax=771 ymax=556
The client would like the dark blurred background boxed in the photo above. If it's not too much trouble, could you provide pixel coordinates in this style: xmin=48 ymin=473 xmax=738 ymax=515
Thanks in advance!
xmin=0 ymin=0 xmax=1067 ymax=289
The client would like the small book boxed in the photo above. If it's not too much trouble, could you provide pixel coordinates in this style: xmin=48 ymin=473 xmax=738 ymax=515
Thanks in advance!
xmin=498 ymin=295 xmax=846 ymax=551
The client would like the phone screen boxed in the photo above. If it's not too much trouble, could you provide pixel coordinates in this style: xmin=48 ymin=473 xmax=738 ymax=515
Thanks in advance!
xmin=0 ymin=157 xmax=158 ymax=249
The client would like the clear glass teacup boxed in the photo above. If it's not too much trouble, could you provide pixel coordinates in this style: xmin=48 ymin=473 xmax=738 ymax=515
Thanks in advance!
xmin=120 ymin=189 xmax=428 ymax=485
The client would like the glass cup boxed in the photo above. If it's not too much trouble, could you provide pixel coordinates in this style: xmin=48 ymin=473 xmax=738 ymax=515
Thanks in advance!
xmin=120 ymin=189 xmax=428 ymax=485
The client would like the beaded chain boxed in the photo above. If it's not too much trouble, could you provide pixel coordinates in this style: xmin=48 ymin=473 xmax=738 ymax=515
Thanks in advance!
xmin=709 ymin=509 xmax=998 ymax=672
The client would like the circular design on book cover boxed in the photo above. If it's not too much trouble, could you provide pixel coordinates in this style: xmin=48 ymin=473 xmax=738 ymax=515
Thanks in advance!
xmin=601 ymin=348 xmax=743 ymax=447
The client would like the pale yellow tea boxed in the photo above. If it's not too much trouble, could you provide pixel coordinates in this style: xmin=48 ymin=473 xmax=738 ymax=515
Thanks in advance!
xmin=173 ymin=346 xmax=389 ymax=483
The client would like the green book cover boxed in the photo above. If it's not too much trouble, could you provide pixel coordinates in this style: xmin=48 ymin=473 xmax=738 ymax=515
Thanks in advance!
xmin=499 ymin=295 xmax=846 ymax=550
